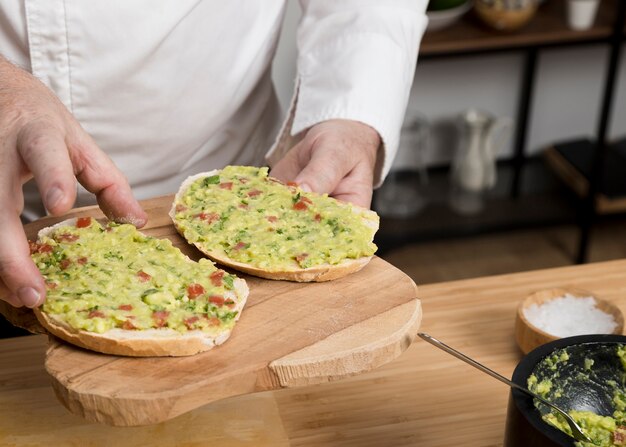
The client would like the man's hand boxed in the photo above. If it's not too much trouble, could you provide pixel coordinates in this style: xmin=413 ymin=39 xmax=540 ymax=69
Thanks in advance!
xmin=0 ymin=56 xmax=146 ymax=308
xmin=270 ymin=119 xmax=380 ymax=208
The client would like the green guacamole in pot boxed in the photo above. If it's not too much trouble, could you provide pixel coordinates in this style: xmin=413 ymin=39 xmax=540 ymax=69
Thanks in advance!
xmin=528 ymin=345 xmax=626 ymax=446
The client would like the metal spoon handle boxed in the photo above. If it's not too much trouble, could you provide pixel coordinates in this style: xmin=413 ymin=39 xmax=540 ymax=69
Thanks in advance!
xmin=417 ymin=333 xmax=591 ymax=443
xmin=418 ymin=333 xmax=529 ymax=390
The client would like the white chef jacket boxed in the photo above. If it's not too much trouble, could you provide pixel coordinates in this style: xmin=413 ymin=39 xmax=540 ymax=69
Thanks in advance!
xmin=0 ymin=0 xmax=427 ymax=219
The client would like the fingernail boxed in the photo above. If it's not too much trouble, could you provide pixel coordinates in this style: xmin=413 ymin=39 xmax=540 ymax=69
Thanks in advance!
xmin=299 ymin=183 xmax=312 ymax=192
xmin=116 ymin=215 xmax=147 ymax=228
xmin=18 ymin=287 xmax=41 ymax=308
xmin=46 ymin=187 xmax=64 ymax=210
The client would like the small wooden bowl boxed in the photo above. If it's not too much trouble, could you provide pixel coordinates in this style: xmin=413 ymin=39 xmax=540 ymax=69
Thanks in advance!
xmin=515 ymin=287 xmax=624 ymax=354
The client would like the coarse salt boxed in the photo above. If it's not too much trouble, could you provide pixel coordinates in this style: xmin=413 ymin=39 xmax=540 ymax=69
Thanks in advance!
xmin=523 ymin=294 xmax=618 ymax=337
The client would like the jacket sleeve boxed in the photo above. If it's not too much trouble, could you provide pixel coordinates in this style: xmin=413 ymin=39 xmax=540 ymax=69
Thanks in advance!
xmin=266 ymin=0 xmax=428 ymax=187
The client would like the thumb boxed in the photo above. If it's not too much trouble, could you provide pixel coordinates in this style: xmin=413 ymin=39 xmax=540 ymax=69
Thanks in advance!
xmin=293 ymin=149 xmax=343 ymax=195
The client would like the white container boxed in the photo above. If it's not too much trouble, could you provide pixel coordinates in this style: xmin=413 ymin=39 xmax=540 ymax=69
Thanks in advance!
xmin=566 ymin=0 xmax=600 ymax=31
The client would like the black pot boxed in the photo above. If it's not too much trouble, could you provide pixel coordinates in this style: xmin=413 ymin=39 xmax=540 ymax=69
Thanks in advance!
xmin=504 ymin=334 xmax=626 ymax=447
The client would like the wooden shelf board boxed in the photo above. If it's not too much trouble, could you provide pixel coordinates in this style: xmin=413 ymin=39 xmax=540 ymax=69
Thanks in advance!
xmin=421 ymin=0 xmax=618 ymax=56
xmin=543 ymin=143 xmax=626 ymax=215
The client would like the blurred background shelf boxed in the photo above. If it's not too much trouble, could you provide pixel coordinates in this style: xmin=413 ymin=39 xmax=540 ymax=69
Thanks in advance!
xmin=373 ymin=0 xmax=626 ymax=262
xmin=544 ymin=138 xmax=626 ymax=215
xmin=420 ymin=0 xmax=621 ymax=57
xmin=374 ymin=157 xmax=579 ymax=253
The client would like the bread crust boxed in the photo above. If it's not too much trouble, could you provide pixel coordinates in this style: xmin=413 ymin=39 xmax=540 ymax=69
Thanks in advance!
xmin=170 ymin=170 xmax=379 ymax=282
xmin=33 ymin=218 xmax=249 ymax=357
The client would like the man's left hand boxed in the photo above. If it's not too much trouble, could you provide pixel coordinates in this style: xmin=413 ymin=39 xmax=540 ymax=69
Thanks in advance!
xmin=270 ymin=119 xmax=380 ymax=208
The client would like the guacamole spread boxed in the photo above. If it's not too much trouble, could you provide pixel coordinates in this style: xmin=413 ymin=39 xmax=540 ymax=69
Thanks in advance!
xmin=172 ymin=166 xmax=378 ymax=270
xmin=528 ymin=344 xmax=626 ymax=446
xmin=30 ymin=218 xmax=242 ymax=334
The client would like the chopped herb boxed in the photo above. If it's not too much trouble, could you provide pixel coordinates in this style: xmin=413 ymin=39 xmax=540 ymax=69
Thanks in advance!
xmin=185 ymin=301 xmax=197 ymax=311
xmin=203 ymin=175 xmax=220 ymax=186
xmin=220 ymin=311 xmax=238 ymax=321
xmin=104 ymin=251 xmax=124 ymax=261
xmin=141 ymin=288 xmax=159 ymax=299
xmin=223 ymin=275 xmax=234 ymax=289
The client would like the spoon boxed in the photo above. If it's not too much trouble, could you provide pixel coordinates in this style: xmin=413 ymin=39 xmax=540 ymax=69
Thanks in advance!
xmin=418 ymin=333 xmax=593 ymax=444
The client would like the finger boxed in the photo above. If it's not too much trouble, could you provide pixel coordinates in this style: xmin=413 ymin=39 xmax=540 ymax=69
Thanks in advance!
xmin=68 ymin=131 xmax=148 ymax=227
xmin=0 ymin=142 xmax=46 ymax=307
xmin=17 ymin=121 xmax=77 ymax=216
xmin=0 ymin=203 xmax=46 ymax=308
xmin=331 ymin=190 xmax=371 ymax=208
xmin=269 ymin=144 xmax=303 ymax=183
xmin=292 ymin=147 xmax=344 ymax=195
xmin=0 ymin=278 xmax=24 ymax=308
xmin=2 ymin=293 xmax=24 ymax=308
xmin=328 ymin=164 xmax=374 ymax=208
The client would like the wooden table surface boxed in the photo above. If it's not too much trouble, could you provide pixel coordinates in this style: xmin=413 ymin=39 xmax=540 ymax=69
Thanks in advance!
xmin=2 ymin=258 xmax=626 ymax=446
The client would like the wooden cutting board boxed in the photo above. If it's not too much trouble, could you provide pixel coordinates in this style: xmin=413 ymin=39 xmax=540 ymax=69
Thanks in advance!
xmin=0 ymin=195 xmax=421 ymax=427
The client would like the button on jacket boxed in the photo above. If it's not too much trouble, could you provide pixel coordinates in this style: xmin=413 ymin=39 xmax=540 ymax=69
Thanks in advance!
xmin=0 ymin=0 xmax=427 ymax=219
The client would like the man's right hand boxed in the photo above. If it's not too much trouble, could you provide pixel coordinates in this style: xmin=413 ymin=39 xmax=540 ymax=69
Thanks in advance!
xmin=0 ymin=56 xmax=147 ymax=309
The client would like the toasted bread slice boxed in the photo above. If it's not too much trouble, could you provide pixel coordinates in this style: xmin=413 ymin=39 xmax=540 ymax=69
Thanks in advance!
xmin=30 ymin=217 xmax=248 ymax=357
xmin=170 ymin=166 xmax=379 ymax=282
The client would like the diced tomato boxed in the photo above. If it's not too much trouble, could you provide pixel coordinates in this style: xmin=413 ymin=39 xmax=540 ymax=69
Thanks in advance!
xmin=77 ymin=257 xmax=88 ymax=265
xmin=209 ymin=295 xmax=225 ymax=306
xmin=225 ymin=299 xmax=235 ymax=308
xmin=121 ymin=320 xmax=137 ymax=330
xmin=247 ymin=189 xmax=262 ymax=197
xmin=233 ymin=241 xmax=248 ymax=250
xmin=294 ymin=253 xmax=309 ymax=263
xmin=187 ymin=283 xmax=205 ymax=299
xmin=152 ymin=310 xmax=170 ymax=328
xmin=238 ymin=203 xmax=249 ymax=210
xmin=614 ymin=426 xmax=626 ymax=445
xmin=45 ymin=281 xmax=58 ymax=289
xmin=57 ymin=233 xmax=79 ymax=243
xmin=175 ymin=204 xmax=187 ymax=213
xmin=184 ymin=316 xmax=200 ymax=330
xmin=76 ymin=217 xmax=92 ymax=228
xmin=219 ymin=182 xmax=233 ymax=190
xmin=195 ymin=212 xmax=220 ymax=224
xmin=314 ymin=213 xmax=322 ymax=222
xmin=60 ymin=259 xmax=72 ymax=270
xmin=210 ymin=270 xmax=224 ymax=286
xmin=39 ymin=243 xmax=53 ymax=253
xmin=88 ymin=310 xmax=105 ymax=319
xmin=300 ymin=196 xmax=312 ymax=204
xmin=293 ymin=200 xmax=308 ymax=211
xmin=118 ymin=304 xmax=133 ymax=311
xmin=287 ymin=181 xmax=298 ymax=187
xmin=136 ymin=270 xmax=151 ymax=282
xmin=238 ymin=177 xmax=249 ymax=184
xmin=266 ymin=215 xmax=278 ymax=223
xmin=205 ymin=316 xmax=221 ymax=326
xmin=29 ymin=241 xmax=53 ymax=254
